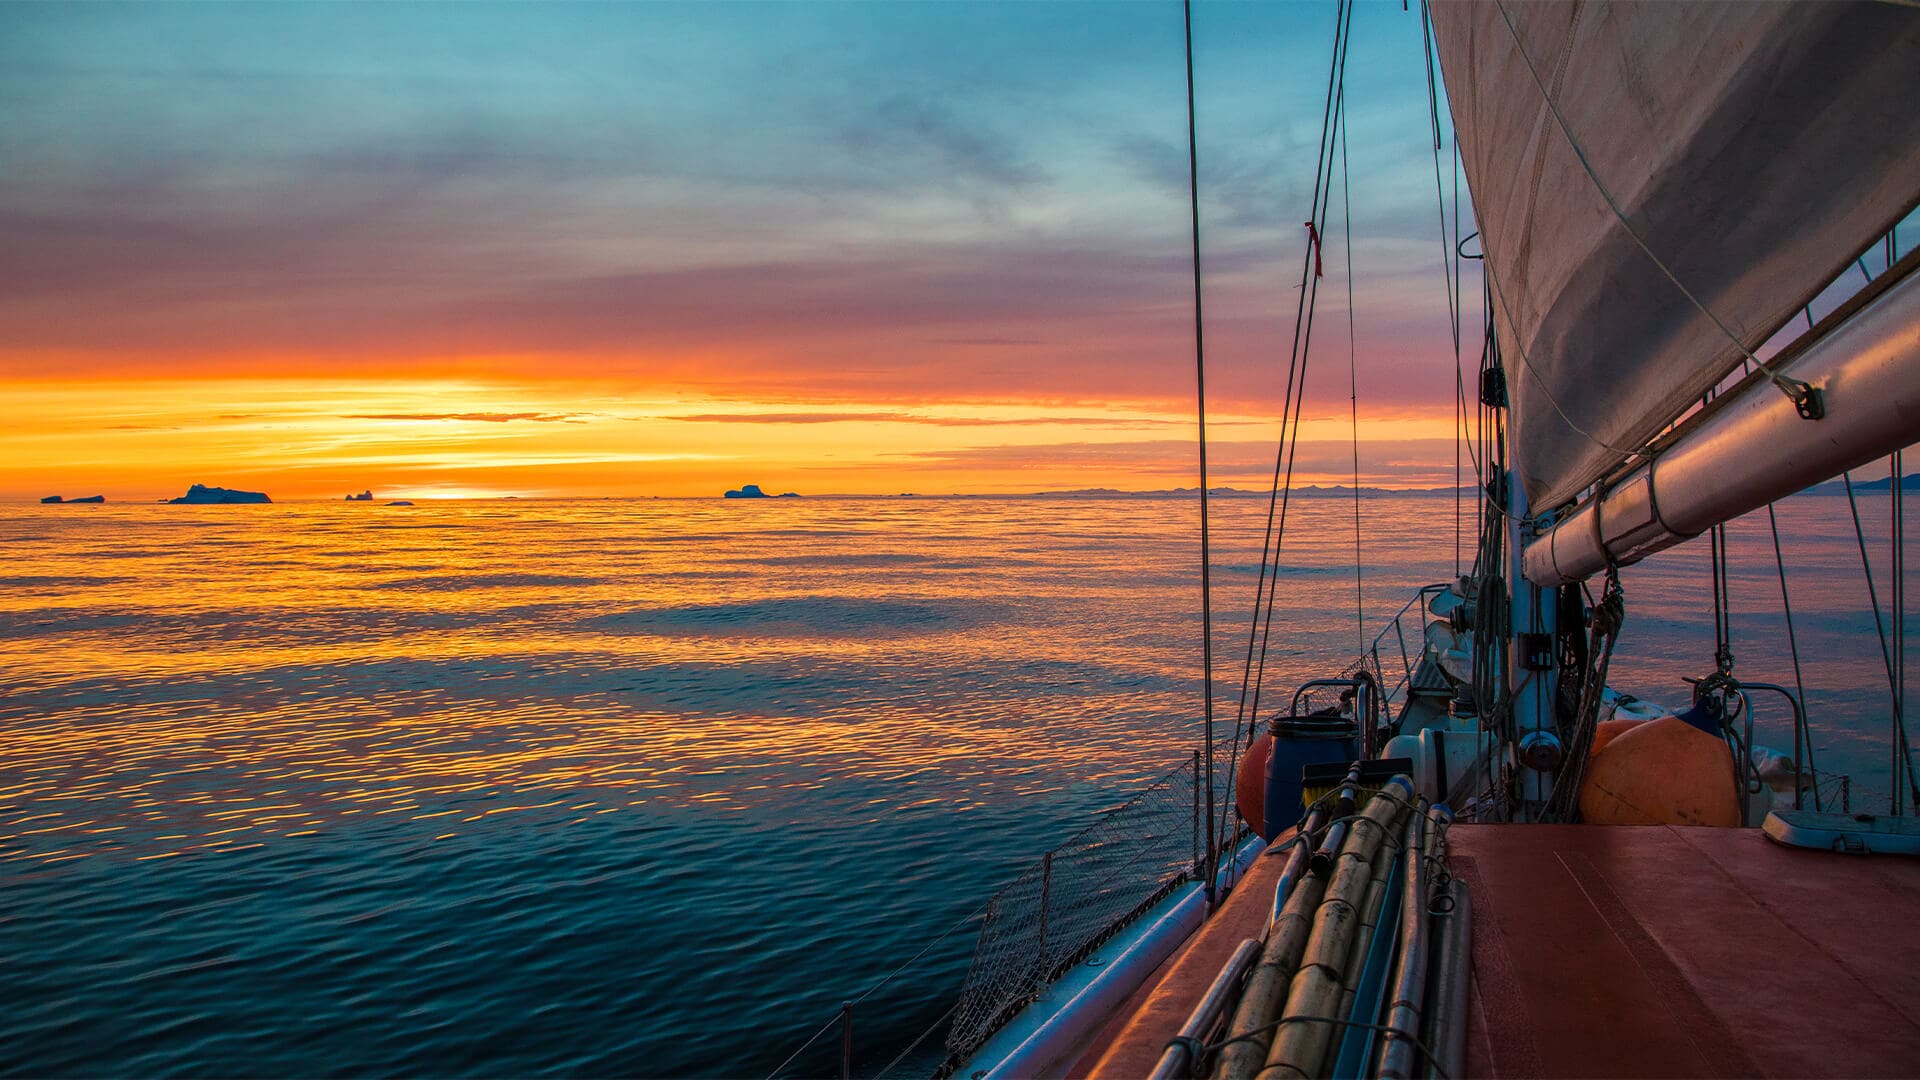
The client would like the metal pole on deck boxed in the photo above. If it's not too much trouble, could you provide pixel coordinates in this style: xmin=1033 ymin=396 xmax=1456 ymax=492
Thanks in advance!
xmin=1192 ymin=748 xmax=1202 ymax=875
xmin=1037 ymin=851 xmax=1054 ymax=976
xmin=839 ymin=1002 xmax=852 ymax=1080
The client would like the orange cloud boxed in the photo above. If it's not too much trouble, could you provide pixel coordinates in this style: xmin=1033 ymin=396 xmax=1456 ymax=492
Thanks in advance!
xmin=1 ymin=377 xmax=1463 ymax=501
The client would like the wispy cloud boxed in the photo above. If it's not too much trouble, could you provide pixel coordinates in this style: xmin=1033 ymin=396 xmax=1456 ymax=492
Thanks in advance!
xmin=664 ymin=410 xmax=1188 ymax=428
xmin=842 ymin=93 xmax=1045 ymax=190
xmin=343 ymin=412 xmax=586 ymax=424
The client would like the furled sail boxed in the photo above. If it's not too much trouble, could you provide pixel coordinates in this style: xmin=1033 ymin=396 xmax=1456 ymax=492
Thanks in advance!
xmin=1429 ymin=0 xmax=1920 ymax=513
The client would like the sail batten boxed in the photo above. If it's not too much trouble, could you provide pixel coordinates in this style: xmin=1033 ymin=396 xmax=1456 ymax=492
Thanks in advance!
xmin=1430 ymin=0 xmax=1920 ymax=512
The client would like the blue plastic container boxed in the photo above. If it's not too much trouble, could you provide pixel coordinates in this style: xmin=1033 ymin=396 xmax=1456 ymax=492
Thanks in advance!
xmin=1261 ymin=715 xmax=1360 ymax=840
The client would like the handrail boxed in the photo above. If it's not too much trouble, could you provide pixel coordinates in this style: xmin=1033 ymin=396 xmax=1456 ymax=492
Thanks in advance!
xmin=1737 ymin=681 xmax=1812 ymax=811
xmin=1365 ymin=583 xmax=1451 ymax=719
xmin=1288 ymin=677 xmax=1368 ymax=718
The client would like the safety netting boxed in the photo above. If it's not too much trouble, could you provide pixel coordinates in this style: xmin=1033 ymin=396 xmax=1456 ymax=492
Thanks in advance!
xmin=940 ymin=756 xmax=1204 ymax=1067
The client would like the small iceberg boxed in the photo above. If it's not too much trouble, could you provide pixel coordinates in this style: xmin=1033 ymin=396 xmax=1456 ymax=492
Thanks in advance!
xmin=41 ymin=495 xmax=106 ymax=504
xmin=725 ymin=484 xmax=799 ymax=499
xmin=346 ymin=490 xmax=373 ymax=501
xmin=385 ymin=500 xmax=414 ymax=507
xmin=168 ymin=483 xmax=271 ymax=505
xmin=40 ymin=495 xmax=62 ymax=504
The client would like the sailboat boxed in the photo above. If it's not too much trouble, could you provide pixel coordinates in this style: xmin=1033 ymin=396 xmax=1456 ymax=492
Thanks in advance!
xmin=771 ymin=1 xmax=1920 ymax=1076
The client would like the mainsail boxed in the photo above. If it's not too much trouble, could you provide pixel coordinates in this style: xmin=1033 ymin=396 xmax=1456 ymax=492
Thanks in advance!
xmin=1429 ymin=0 xmax=1920 ymax=514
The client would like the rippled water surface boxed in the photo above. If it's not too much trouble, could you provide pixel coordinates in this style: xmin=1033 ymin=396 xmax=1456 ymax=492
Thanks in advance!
xmin=3 ymin=493 xmax=1912 ymax=1076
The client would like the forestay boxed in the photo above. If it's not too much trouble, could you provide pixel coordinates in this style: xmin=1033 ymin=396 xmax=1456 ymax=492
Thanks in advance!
xmin=1429 ymin=0 xmax=1920 ymax=512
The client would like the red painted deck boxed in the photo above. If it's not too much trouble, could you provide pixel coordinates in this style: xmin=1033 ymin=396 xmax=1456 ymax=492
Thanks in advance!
xmin=1454 ymin=824 xmax=1920 ymax=1078
xmin=1078 ymin=834 xmax=1291 ymax=1078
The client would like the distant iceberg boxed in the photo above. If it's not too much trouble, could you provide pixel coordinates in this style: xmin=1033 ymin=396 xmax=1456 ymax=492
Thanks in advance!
xmin=168 ymin=483 xmax=271 ymax=505
xmin=724 ymin=484 xmax=799 ymax=498
xmin=385 ymin=500 xmax=414 ymax=507
xmin=41 ymin=495 xmax=106 ymax=504
xmin=346 ymin=490 xmax=373 ymax=501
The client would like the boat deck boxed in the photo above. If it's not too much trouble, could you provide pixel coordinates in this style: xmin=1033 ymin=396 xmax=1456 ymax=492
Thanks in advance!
xmin=1083 ymin=823 xmax=1920 ymax=1078
xmin=1455 ymin=824 xmax=1920 ymax=1078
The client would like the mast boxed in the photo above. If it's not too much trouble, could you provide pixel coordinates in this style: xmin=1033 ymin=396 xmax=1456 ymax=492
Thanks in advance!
xmin=1507 ymin=465 xmax=1559 ymax=812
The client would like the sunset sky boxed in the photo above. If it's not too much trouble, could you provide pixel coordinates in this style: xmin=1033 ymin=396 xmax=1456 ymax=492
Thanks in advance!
xmin=3 ymin=1 xmax=1475 ymax=500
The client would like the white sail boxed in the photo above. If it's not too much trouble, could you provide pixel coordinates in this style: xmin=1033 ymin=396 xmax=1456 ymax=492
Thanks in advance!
xmin=1430 ymin=0 xmax=1920 ymax=512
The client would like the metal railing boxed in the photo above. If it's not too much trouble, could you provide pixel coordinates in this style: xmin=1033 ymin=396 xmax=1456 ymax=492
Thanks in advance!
xmin=1365 ymin=583 xmax=1451 ymax=717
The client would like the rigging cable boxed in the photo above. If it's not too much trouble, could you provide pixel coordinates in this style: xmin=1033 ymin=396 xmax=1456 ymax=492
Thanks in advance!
xmin=1842 ymin=470 xmax=1920 ymax=813
xmin=1764 ymin=504 xmax=1822 ymax=811
xmin=1241 ymin=39 xmax=1352 ymax=763
xmin=1180 ymin=0 xmax=1220 ymax=900
xmin=1709 ymin=521 xmax=1734 ymax=678
xmin=1894 ymin=448 xmax=1909 ymax=816
xmin=1418 ymin=1 xmax=1466 ymax=576
xmin=1220 ymin=0 xmax=1353 ymax=862
xmin=1221 ymin=85 xmax=1347 ymax=867
xmin=1342 ymin=78 xmax=1364 ymax=656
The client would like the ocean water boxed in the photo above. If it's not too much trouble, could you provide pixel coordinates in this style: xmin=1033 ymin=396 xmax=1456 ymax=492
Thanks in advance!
xmin=3 ymin=492 xmax=1914 ymax=1077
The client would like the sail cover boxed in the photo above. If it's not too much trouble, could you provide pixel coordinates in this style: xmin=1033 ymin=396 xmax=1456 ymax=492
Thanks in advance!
xmin=1429 ymin=1 xmax=1920 ymax=512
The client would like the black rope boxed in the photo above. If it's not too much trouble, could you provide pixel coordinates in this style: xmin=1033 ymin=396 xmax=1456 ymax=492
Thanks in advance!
xmin=1181 ymin=0 xmax=1219 ymax=899
xmin=1546 ymin=569 xmax=1623 ymax=820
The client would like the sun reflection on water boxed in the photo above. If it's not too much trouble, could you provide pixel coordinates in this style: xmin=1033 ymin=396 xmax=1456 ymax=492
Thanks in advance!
xmin=2 ymin=494 xmax=1912 ymax=1075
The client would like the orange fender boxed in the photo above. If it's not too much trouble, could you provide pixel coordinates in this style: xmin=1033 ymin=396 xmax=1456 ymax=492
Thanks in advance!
xmin=1580 ymin=715 xmax=1742 ymax=826
xmin=1589 ymin=716 xmax=1645 ymax=758
xmin=1236 ymin=731 xmax=1271 ymax=830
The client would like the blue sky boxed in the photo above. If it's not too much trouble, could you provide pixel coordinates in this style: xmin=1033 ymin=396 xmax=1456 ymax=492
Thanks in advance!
xmin=2 ymin=1 xmax=1485 ymax=496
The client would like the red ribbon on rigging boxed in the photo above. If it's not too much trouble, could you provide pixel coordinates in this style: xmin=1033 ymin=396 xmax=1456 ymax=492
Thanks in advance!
xmin=1304 ymin=221 xmax=1324 ymax=278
